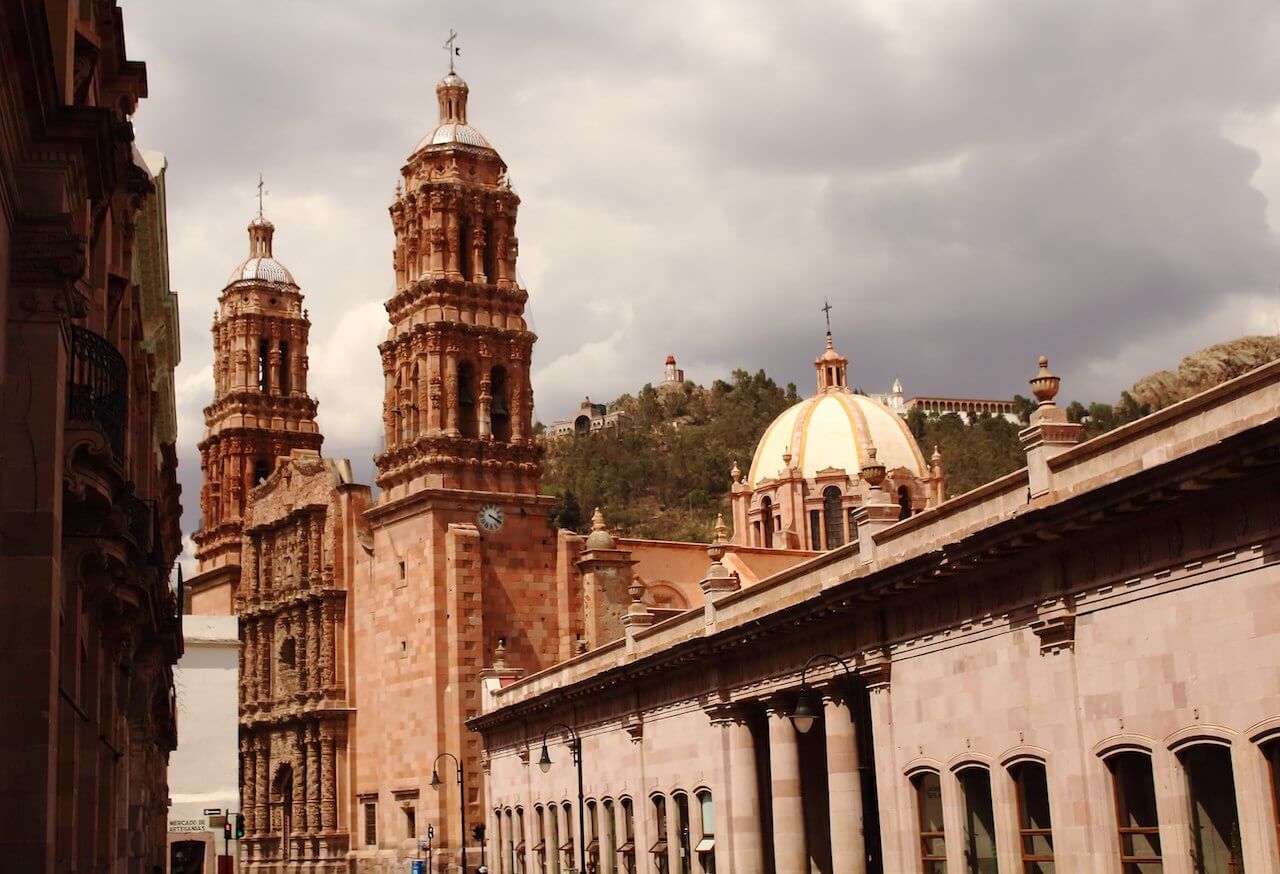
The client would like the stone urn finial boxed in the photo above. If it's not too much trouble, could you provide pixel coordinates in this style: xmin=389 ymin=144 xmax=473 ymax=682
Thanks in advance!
xmin=1030 ymin=355 xmax=1061 ymax=406
xmin=584 ymin=506 xmax=617 ymax=550
xmin=628 ymin=576 xmax=645 ymax=607
xmin=707 ymin=514 xmax=729 ymax=563
xmin=730 ymin=460 xmax=741 ymax=484
xmin=861 ymin=445 xmax=887 ymax=489
xmin=493 ymin=636 xmax=508 ymax=669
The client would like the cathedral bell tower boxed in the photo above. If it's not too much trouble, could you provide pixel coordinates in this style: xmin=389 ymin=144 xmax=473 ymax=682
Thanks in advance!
xmin=374 ymin=70 xmax=537 ymax=498
xmin=190 ymin=213 xmax=322 ymax=608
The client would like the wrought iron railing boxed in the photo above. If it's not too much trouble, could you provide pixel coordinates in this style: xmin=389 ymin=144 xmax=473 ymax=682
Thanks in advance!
xmin=66 ymin=325 xmax=127 ymax=459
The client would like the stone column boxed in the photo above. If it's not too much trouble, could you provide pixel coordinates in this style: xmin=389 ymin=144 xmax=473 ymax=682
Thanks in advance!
xmin=766 ymin=704 xmax=808 ymax=872
xmin=824 ymin=694 xmax=866 ymax=874
xmin=242 ymin=739 xmax=257 ymax=834
xmin=307 ymin=727 xmax=321 ymax=833
xmin=320 ymin=725 xmax=337 ymax=831
xmin=307 ymin=601 xmax=322 ymax=693
xmin=445 ymin=343 xmax=460 ymax=436
xmin=322 ymin=601 xmax=337 ymax=689
xmin=720 ymin=710 xmax=764 ymax=873
xmin=509 ymin=358 xmax=527 ymax=443
xmin=255 ymin=737 xmax=270 ymax=834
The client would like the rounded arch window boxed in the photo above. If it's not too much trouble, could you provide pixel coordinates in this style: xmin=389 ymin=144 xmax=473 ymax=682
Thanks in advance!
xmin=822 ymin=485 xmax=844 ymax=549
xmin=458 ymin=361 xmax=478 ymax=438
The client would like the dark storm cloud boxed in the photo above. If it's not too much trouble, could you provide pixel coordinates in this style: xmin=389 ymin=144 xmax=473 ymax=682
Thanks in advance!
xmin=119 ymin=0 xmax=1280 ymax=549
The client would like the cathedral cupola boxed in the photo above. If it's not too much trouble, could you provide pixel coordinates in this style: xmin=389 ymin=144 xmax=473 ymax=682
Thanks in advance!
xmin=815 ymin=332 xmax=849 ymax=392
xmin=437 ymin=72 xmax=469 ymax=124
xmin=414 ymin=69 xmax=493 ymax=152
xmin=248 ymin=216 xmax=274 ymax=257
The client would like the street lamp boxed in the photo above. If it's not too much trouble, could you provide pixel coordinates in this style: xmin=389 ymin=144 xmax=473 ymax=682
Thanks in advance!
xmin=789 ymin=652 xmax=854 ymax=734
xmin=430 ymin=752 xmax=467 ymax=871
xmin=537 ymin=722 xmax=586 ymax=874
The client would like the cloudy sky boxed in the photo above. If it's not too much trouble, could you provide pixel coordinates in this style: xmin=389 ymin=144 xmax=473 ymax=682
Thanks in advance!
xmin=121 ymin=0 xmax=1280 ymax=544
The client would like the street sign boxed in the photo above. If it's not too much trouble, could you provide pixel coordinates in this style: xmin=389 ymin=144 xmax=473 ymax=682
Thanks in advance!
xmin=202 ymin=807 xmax=223 ymax=815
xmin=417 ymin=839 xmax=428 ymax=851
xmin=410 ymin=861 xmax=425 ymax=874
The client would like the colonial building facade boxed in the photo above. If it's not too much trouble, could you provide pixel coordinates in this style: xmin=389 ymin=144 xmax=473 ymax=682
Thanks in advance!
xmin=473 ymin=357 xmax=1280 ymax=874
xmin=0 ymin=2 xmax=184 ymax=871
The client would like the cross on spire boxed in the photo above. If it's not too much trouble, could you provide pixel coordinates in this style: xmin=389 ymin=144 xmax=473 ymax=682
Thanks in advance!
xmin=256 ymin=173 xmax=267 ymax=218
xmin=443 ymin=29 xmax=460 ymax=73
xmin=822 ymin=299 xmax=833 ymax=333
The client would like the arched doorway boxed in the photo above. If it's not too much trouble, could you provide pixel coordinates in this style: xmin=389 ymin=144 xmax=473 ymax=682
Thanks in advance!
xmin=274 ymin=763 xmax=294 ymax=859
xmin=760 ymin=497 xmax=774 ymax=548
xmin=822 ymin=486 xmax=844 ymax=548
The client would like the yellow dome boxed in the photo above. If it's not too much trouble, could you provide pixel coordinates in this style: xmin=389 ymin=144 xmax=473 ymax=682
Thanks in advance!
xmin=747 ymin=389 xmax=927 ymax=488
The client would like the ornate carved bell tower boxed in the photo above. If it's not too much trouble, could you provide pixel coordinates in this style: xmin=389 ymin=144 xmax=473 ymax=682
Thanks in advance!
xmin=191 ymin=214 xmax=323 ymax=607
xmin=374 ymin=71 xmax=538 ymax=499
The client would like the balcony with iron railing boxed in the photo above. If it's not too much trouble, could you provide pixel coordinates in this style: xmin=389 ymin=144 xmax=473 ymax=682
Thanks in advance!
xmin=66 ymin=324 xmax=127 ymax=460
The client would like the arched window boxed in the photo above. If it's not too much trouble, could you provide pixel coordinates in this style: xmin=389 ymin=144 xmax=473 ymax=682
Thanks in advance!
xmin=258 ymin=338 xmax=270 ymax=392
xmin=484 ymin=219 xmax=498 ymax=280
xmin=651 ymin=795 xmax=669 ymax=873
xmin=1265 ymin=739 xmax=1280 ymax=863
xmin=574 ymin=415 xmax=590 ymax=436
xmin=491 ymin=365 xmax=512 ymax=442
xmin=695 ymin=791 xmax=716 ymax=873
xmin=602 ymin=799 xmax=617 ymax=866
xmin=1010 ymin=760 xmax=1054 ymax=870
xmin=823 ymin=486 xmax=844 ymax=548
xmin=534 ymin=805 xmax=547 ymax=874
xmin=673 ymin=792 xmax=692 ymax=874
xmin=547 ymin=804 xmax=559 ymax=874
xmin=911 ymin=771 xmax=946 ymax=873
xmin=760 ymin=497 xmax=774 ymax=549
xmin=957 ymin=767 xmax=998 ymax=871
xmin=457 ymin=213 xmax=473 ymax=281
xmin=279 ymin=637 xmax=296 ymax=669
xmin=276 ymin=765 xmax=295 ymax=857
xmin=1107 ymin=751 xmax=1161 ymax=871
xmin=458 ymin=361 xmax=478 ymax=438
xmin=898 ymin=485 xmax=912 ymax=521
xmin=1178 ymin=743 xmax=1243 ymax=874
xmin=409 ymin=363 xmax=420 ymax=437
xmin=515 ymin=807 xmax=527 ymax=874
xmin=279 ymin=340 xmax=290 ymax=395
xmin=586 ymin=800 xmax=599 ymax=871
xmin=619 ymin=798 xmax=636 ymax=874
xmin=561 ymin=801 xmax=575 ymax=870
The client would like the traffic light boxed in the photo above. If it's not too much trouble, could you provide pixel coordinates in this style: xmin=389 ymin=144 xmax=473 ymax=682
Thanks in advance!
xmin=223 ymin=819 xmax=232 ymax=841
xmin=235 ymin=814 xmax=246 ymax=839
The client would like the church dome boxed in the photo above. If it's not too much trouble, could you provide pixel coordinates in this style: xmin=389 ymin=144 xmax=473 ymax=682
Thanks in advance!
xmin=747 ymin=390 xmax=926 ymax=488
xmin=412 ymin=69 xmax=495 ymax=154
xmin=226 ymin=215 xmax=297 ymax=287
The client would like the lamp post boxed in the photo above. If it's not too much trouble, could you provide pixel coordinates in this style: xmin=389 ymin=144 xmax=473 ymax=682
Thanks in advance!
xmin=537 ymin=723 xmax=586 ymax=874
xmin=430 ymin=752 xmax=467 ymax=871
xmin=789 ymin=652 xmax=854 ymax=734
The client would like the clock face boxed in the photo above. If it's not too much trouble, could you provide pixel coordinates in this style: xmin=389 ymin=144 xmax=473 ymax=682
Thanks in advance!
xmin=477 ymin=503 xmax=505 ymax=532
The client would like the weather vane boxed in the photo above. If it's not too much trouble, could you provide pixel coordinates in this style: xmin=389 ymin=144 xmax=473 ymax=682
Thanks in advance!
xmin=444 ymin=29 xmax=460 ymax=73
xmin=256 ymin=173 xmax=268 ymax=218
xmin=822 ymin=299 xmax=833 ymax=333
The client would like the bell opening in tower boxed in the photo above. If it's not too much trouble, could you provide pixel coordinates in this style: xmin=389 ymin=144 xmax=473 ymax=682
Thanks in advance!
xmin=259 ymin=338 xmax=270 ymax=393
xmin=279 ymin=340 xmax=290 ymax=395
xmin=457 ymin=213 xmax=473 ymax=281
xmin=491 ymin=365 xmax=511 ymax=442
xmin=458 ymin=360 xmax=478 ymax=438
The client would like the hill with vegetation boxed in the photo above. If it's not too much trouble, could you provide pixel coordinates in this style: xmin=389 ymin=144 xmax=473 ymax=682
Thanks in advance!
xmin=541 ymin=336 xmax=1279 ymax=541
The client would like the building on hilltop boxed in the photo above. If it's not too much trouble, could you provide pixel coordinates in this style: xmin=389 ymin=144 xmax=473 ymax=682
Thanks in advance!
xmin=871 ymin=376 xmax=1020 ymax=424
xmin=473 ymin=354 xmax=1280 ymax=874
xmin=731 ymin=332 xmax=945 ymax=551
xmin=545 ymin=396 xmax=632 ymax=438
xmin=656 ymin=353 xmax=685 ymax=393
xmin=0 ymin=4 xmax=185 ymax=871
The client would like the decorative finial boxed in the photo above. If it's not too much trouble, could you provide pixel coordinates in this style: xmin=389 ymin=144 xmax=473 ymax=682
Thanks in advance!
xmin=822 ymin=299 xmax=833 ymax=333
xmin=256 ymin=173 xmax=267 ymax=218
xmin=730 ymin=460 xmax=741 ymax=484
xmin=862 ymin=444 xmax=887 ymax=488
xmin=932 ymin=444 xmax=942 ymax=463
xmin=1029 ymin=355 xmax=1061 ymax=406
xmin=494 ymin=636 xmax=507 ymax=668
xmin=591 ymin=507 xmax=606 ymax=531
xmin=713 ymin=514 xmax=729 ymax=545
xmin=628 ymin=576 xmax=645 ymax=605
xmin=443 ymin=29 xmax=460 ymax=74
